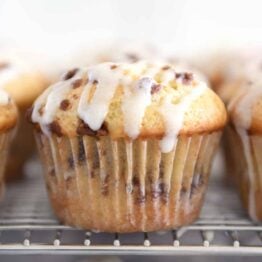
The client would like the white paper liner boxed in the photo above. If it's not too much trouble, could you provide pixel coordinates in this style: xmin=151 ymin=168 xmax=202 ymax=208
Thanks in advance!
xmin=35 ymin=131 xmax=222 ymax=232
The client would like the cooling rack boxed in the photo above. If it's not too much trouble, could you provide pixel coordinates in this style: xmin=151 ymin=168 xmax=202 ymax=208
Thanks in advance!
xmin=0 ymin=157 xmax=261 ymax=256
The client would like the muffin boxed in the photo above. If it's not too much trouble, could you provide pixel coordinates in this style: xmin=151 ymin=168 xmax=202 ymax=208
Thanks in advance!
xmin=0 ymin=60 xmax=48 ymax=180
xmin=226 ymin=77 xmax=262 ymax=221
xmin=194 ymin=49 xmax=262 ymax=103
xmin=0 ymin=88 xmax=18 ymax=192
xmin=29 ymin=61 xmax=227 ymax=232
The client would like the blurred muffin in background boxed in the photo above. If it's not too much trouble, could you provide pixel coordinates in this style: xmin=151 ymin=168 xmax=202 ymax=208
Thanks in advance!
xmin=192 ymin=48 xmax=262 ymax=103
xmin=0 ymin=88 xmax=18 ymax=192
xmin=29 ymin=61 xmax=226 ymax=232
xmin=0 ymin=54 xmax=48 ymax=180
xmin=224 ymin=60 xmax=262 ymax=221
xmin=199 ymin=47 xmax=262 ymax=220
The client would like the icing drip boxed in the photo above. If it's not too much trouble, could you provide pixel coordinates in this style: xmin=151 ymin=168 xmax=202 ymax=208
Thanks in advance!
xmin=32 ymin=86 xmax=55 ymax=133
xmin=32 ymin=69 xmax=84 ymax=134
xmin=160 ymin=83 xmax=207 ymax=153
xmin=122 ymin=77 xmax=154 ymax=138
xmin=42 ymin=82 xmax=73 ymax=129
xmin=78 ymin=64 xmax=121 ymax=131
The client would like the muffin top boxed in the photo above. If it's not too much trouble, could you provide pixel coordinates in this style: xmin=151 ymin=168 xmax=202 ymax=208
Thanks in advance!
xmin=30 ymin=61 xmax=227 ymax=152
xmin=195 ymin=49 xmax=262 ymax=103
xmin=228 ymin=80 xmax=262 ymax=134
xmin=0 ymin=60 xmax=47 ymax=110
xmin=0 ymin=88 xmax=17 ymax=132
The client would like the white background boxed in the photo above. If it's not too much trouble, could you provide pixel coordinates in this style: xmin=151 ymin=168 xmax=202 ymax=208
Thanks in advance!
xmin=0 ymin=0 xmax=262 ymax=63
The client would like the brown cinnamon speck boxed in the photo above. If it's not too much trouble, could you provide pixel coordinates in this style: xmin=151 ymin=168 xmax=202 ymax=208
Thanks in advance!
xmin=126 ymin=53 xmax=139 ymax=62
xmin=92 ymin=79 xmax=98 ymax=85
xmin=161 ymin=65 xmax=170 ymax=70
xmin=97 ymin=124 xmax=108 ymax=136
xmin=175 ymin=72 xmax=193 ymax=85
xmin=77 ymin=120 xmax=108 ymax=136
xmin=49 ymin=121 xmax=63 ymax=137
xmin=151 ymin=83 xmax=162 ymax=94
xmin=63 ymin=68 xmax=79 ymax=80
xmin=72 ymin=78 xmax=83 ymax=88
xmin=110 ymin=64 xmax=118 ymax=70
xmin=60 ymin=99 xmax=70 ymax=110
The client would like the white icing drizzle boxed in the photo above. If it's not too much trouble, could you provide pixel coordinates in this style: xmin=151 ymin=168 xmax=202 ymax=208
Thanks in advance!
xmin=122 ymin=77 xmax=154 ymax=138
xmin=32 ymin=69 xmax=84 ymax=134
xmin=32 ymin=87 xmax=54 ymax=129
xmin=32 ymin=62 xmax=208 ymax=153
xmin=160 ymin=82 xmax=207 ymax=153
xmin=78 ymin=64 xmax=122 ymax=131
xmin=230 ymin=83 xmax=262 ymax=220
xmin=42 ymin=82 xmax=72 ymax=130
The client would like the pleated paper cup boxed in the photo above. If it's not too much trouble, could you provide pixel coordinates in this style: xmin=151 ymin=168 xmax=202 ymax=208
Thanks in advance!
xmin=0 ymin=130 xmax=15 ymax=195
xmin=35 ymin=131 xmax=222 ymax=232
xmin=5 ymin=111 xmax=35 ymax=181
xmin=224 ymin=125 xmax=262 ymax=221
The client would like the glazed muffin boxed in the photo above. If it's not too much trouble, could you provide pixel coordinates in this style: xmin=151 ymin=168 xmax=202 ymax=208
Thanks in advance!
xmin=0 ymin=88 xmax=18 ymax=192
xmin=194 ymin=49 xmax=262 ymax=104
xmin=0 ymin=60 xmax=47 ymax=180
xmin=29 ymin=61 xmax=227 ymax=232
xmin=226 ymin=77 xmax=262 ymax=221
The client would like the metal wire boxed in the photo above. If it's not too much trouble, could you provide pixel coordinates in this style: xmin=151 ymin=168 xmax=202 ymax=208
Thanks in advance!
xmin=0 ymin=160 xmax=261 ymax=255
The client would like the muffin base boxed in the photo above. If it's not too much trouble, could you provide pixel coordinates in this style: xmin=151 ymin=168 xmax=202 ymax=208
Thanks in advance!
xmin=35 ymin=131 xmax=221 ymax=232
xmin=224 ymin=125 xmax=262 ymax=221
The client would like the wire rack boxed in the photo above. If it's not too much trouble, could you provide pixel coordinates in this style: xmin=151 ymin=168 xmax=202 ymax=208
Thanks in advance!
xmin=0 ymin=157 xmax=261 ymax=256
